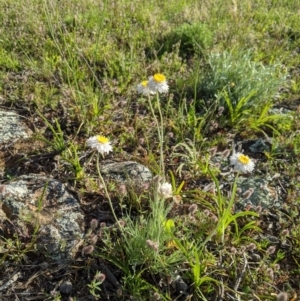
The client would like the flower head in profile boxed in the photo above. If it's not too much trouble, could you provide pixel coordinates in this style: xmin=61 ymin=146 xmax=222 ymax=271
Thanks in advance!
xmin=86 ymin=135 xmax=112 ymax=155
xmin=136 ymin=80 xmax=156 ymax=96
xmin=158 ymin=182 xmax=173 ymax=199
xmin=148 ymin=73 xmax=169 ymax=94
xmin=230 ymin=152 xmax=255 ymax=173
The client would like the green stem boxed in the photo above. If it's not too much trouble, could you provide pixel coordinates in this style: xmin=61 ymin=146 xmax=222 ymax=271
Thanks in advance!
xmin=156 ymin=93 xmax=165 ymax=178
xmin=147 ymin=94 xmax=165 ymax=177
xmin=96 ymin=153 xmax=121 ymax=228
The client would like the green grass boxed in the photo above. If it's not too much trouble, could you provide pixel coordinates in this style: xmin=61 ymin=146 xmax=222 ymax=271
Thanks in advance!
xmin=1 ymin=0 xmax=300 ymax=300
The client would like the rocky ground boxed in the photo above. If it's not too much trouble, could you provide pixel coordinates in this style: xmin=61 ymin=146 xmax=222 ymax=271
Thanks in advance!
xmin=1 ymin=104 xmax=300 ymax=301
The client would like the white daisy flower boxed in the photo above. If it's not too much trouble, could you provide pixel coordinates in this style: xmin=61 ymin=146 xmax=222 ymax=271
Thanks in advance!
xmin=230 ymin=152 xmax=255 ymax=173
xmin=136 ymin=80 xmax=156 ymax=96
xmin=158 ymin=182 xmax=173 ymax=199
xmin=86 ymin=135 xmax=113 ymax=155
xmin=148 ymin=73 xmax=169 ymax=94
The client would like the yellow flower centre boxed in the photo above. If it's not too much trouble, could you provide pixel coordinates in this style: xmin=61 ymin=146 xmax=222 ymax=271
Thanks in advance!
xmin=96 ymin=136 xmax=109 ymax=144
xmin=153 ymin=73 xmax=166 ymax=83
xmin=238 ymin=154 xmax=250 ymax=164
xmin=141 ymin=80 xmax=148 ymax=87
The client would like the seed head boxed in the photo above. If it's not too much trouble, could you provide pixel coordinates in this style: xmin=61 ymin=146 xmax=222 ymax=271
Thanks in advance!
xmin=116 ymin=288 xmax=123 ymax=297
xmin=82 ymin=245 xmax=94 ymax=255
xmin=203 ymin=209 xmax=211 ymax=216
xmin=236 ymin=187 xmax=242 ymax=194
xmin=209 ymin=147 xmax=218 ymax=157
xmin=266 ymin=268 xmax=274 ymax=280
xmin=152 ymin=292 xmax=161 ymax=300
xmin=276 ymin=292 xmax=288 ymax=301
xmin=90 ymin=219 xmax=99 ymax=231
xmin=94 ymin=272 xmax=106 ymax=283
xmin=221 ymin=149 xmax=231 ymax=159
xmin=246 ymin=243 xmax=256 ymax=252
xmin=230 ymin=247 xmax=237 ymax=254
xmin=243 ymin=188 xmax=255 ymax=199
xmin=281 ymin=229 xmax=289 ymax=237
xmin=100 ymin=222 xmax=106 ymax=228
xmin=188 ymin=204 xmax=198 ymax=215
xmin=255 ymin=205 xmax=262 ymax=213
xmin=146 ymin=239 xmax=159 ymax=251
xmin=209 ymin=214 xmax=218 ymax=223
xmin=117 ymin=219 xmax=126 ymax=228
xmin=266 ymin=245 xmax=276 ymax=255
xmin=217 ymin=106 xmax=225 ymax=116
xmin=90 ymin=235 xmax=98 ymax=245
xmin=118 ymin=184 xmax=127 ymax=197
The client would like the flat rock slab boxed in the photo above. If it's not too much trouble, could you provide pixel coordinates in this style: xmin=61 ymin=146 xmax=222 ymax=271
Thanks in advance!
xmin=0 ymin=110 xmax=32 ymax=144
xmin=235 ymin=176 xmax=283 ymax=211
xmin=0 ymin=174 xmax=84 ymax=261
xmin=101 ymin=161 xmax=153 ymax=183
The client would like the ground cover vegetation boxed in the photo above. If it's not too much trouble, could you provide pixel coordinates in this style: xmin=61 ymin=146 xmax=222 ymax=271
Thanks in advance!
xmin=0 ymin=0 xmax=300 ymax=300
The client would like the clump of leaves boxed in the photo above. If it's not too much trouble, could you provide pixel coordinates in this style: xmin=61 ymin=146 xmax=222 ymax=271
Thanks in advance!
xmin=187 ymin=50 xmax=287 ymax=131
xmin=158 ymin=22 xmax=214 ymax=58
xmin=196 ymin=50 xmax=286 ymax=109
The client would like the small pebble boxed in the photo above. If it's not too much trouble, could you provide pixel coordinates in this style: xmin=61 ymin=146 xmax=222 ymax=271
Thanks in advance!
xmin=60 ymin=281 xmax=72 ymax=295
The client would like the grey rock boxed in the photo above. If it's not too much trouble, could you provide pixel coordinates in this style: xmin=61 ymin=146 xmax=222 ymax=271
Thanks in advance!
xmin=235 ymin=177 xmax=283 ymax=211
xmin=249 ymin=253 xmax=261 ymax=262
xmin=0 ymin=174 xmax=84 ymax=261
xmin=269 ymin=107 xmax=293 ymax=115
xmin=59 ymin=281 xmax=73 ymax=294
xmin=101 ymin=161 xmax=152 ymax=183
xmin=0 ymin=110 xmax=32 ymax=144
xmin=248 ymin=139 xmax=271 ymax=153
xmin=264 ymin=234 xmax=280 ymax=244
xmin=238 ymin=139 xmax=271 ymax=154
xmin=173 ymin=276 xmax=188 ymax=294
xmin=1 ymin=181 xmax=29 ymax=218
